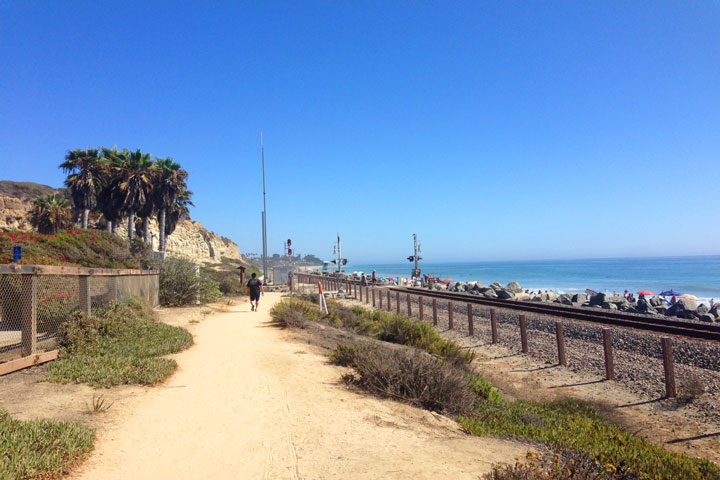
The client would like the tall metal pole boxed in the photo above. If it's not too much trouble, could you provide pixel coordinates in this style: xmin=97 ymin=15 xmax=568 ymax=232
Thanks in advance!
xmin=261 ymin=133 xmax=268 ymax=285
xmin=413 ymin=234 xmax=419 ymax=273
xmin=337 ymin=233 xmax=342 ymax=272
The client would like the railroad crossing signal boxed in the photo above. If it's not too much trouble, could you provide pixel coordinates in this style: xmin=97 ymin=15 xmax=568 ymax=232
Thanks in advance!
xmin=408 ymin=234 xmax=422 ymax=279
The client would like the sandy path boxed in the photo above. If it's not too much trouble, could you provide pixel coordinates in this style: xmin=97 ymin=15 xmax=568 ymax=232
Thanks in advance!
xmin=71 ymin=293 xmax=525 ymax=479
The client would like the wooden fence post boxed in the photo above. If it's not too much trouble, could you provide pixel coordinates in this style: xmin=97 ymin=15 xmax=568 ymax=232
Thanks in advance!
xmin=387 ymin=290 xmax=391 ymax=311
xmin=555 ymin=321 xmax=567 ymax=366
xmin=419 ymin=297 xmax=424 ymax=322
xmin=79 ymin=275 xmax=91 ymax=315
xmin=396 ymin=292 xmax=400 ymax=314
xmin=603 ymin=328 xmax=614 ymax=380
xmin=379 ymin=288 xmax=383 ymax=309
xmin=407 ymin=294 xmax=412 ymax=316
xmin=467 ymin=303 xmax=474 ymax=336
xmin=366 ymin=287 xmax=370 ymax=304
xmin=519 ymin=315 xmax=528 ymax=353
xmin=661 ymin=337 xmax=676 ymax=397
xmin=359 ymin=285 xmax=363 ymax=302
xmin=490 ymin=308 xmax=498 ymax=344
xmin=432 ymin=298 xmax=438 ymax=326
xmin=372 ymin=288 xmax=376 ymax=307
xmin=20 ymin=274 xmax=37 ymax=357
xmin=448 ymin=301 xmax=454 ymax=329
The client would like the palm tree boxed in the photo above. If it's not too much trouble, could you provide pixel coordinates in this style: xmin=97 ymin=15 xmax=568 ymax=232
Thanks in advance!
xmin=152 ymin=158 xmax=188 ymax=252
xmin=106 ymin=149 xmax=154 ymax=241
xmin=28 ymin=194 xmax=72 ymax=234
xmin=164 ymin=188 xmax=194 ymax=246
xmin=59 ymin=148 xmax=102 ymax=229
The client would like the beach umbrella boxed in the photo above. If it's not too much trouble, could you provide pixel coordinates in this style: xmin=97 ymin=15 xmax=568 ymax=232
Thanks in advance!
xmin=443 ymin=278 xmax=453 ymax=283
xmin=680 ymin=294 xmax=700 ymax=301
xmin=660 ymin=290 xmax=683 ymax=296
xmin=387 ymin=277 xmax=395 ymax=281
xmin=637 ymin=290 xmax=655 ymax=296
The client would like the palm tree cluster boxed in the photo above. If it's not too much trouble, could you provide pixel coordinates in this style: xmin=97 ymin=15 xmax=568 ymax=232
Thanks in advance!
xmin=28 ymin=194 xmax=72 ymax=234
xmin=58 ymin=147 xmax=193 ymax=251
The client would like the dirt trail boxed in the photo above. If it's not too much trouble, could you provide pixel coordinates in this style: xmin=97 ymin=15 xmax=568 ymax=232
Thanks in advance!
xmin=71 ymin=293 xmax=525 ymax=479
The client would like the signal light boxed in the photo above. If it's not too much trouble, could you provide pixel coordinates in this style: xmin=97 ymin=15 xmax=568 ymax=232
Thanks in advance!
xmin=287 ymin=239 xmax=292 ymax=246
xmin=407 ymin=256 xmax=414 ymax=262
xmin=342 ymin=259 xmax=348 ymax=265
xmin=331 ymin=259 xmax=337 ymax=264
xmin=287 ymin=248 xmax=292 ymax=256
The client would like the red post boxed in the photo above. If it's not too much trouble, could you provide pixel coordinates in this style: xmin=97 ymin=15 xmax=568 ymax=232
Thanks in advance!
xmin=603 ymin=328 xmax=614 ymax=380
xmin=661 ymin=337 xmax=676 ymax=397
xmin=448 ymin=301 xmax=454 ymax=329
xmin=555 ymin=321 xmax=567 ymax=366
xmin=467 ymin=303 xmax=474 ymax=336
xmin=519 ymin=315 xmax=528 ymax=353
xmin=490 ymin=308 xmax=498 ymax=344
xmin=432 ymin=298 xmax=438 ymax=326
xmin=419 ymin=297 xmax=424 ymax=322
xmin=407 ymin=294 xmax=412 ymax=316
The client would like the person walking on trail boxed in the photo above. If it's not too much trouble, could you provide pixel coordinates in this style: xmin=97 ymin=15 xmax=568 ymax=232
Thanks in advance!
xmin=247 ymin=273 xmax=264 ymax=311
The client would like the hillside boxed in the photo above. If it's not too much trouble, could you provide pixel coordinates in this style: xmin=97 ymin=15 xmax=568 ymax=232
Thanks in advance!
xmin=0 ymin=180 xmax=242 ymax=264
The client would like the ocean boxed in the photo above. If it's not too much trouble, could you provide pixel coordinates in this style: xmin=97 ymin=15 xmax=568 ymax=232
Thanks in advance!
xmin=344 ymin=256 xmax=720 ymax=303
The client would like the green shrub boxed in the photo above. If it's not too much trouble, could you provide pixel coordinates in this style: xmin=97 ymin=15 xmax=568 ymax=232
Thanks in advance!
xmin=0 ymin=409 xmax=95 ymax=480
xmin=327 ymin=343 xmax=372 ymax=367
xmin=49 ymin=297 xmax=193 ymax=387
xmin=152 ymin=257 xmax=221 ymax=306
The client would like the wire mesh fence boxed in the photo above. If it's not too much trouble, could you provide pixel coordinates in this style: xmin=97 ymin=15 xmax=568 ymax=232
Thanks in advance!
xmin=0 ymin=265 xmax=158 ymax=370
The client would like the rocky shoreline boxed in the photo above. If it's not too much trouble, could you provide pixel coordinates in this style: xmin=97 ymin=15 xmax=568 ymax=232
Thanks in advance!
xmin=422 ymin=280 xmax=720 ymax=323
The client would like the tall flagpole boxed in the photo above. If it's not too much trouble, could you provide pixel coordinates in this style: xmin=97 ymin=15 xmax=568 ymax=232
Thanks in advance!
xmin=261 ymin=133 xmax=268 ymax=285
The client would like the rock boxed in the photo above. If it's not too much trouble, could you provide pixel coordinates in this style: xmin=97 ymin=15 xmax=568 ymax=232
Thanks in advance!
xmin=589 ymin=293 xmax=606 ymax=307
xmin=433 ymin=282 xmax=446 ymax=291
xmin=601 ymin=302 xmax=618 ymax=310
xmin=490 ymin=282 xmax=503 ymax=291
xmin=531 ymin=295 xmax=544 ymax=302
xmin=606 ymin=295 xmax=626 ymax=305
xmin=558 ymin=294 xmax=574 ymax=305
xmin=572 ymin=293 xmax=587 ymax=304
xmin=649 ymin=297 xmax=665 ymax=307
xmin=711 ymin=304 xmax=720 ymax=317
xmin=635 ymin=298 xmax=657 ymax=315
xmin=496 ymin=289 xmax=515 ymax=300
xmin=545 ymin=291 xmax=558 ymax=302
xmin=515 ymin=292 xmax=531 ymax=301
xmin=506 ymin=281 xmax=522 ymax=293
xmin=697 ymin=304 xmax=710 ymax=316
xmin=700 ymin=313 xmax=716 ymax=323
xmin=483 ymin=289 xmax=498 ymax=298
xmin=667 ymin=298 xmax=698 ymax=317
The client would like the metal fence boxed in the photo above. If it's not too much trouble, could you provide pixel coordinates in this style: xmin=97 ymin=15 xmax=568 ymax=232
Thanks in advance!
xmin=0 ymin=265 xmax=159 ymax=374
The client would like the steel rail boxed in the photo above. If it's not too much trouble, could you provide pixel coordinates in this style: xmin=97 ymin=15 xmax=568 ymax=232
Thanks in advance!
xmin=391 ymin=286 xmax=720 ymax=342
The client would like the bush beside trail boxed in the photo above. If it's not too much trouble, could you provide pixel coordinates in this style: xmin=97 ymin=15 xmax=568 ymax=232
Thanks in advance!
xmin=48 ymin=297 xmax=193 ymax=387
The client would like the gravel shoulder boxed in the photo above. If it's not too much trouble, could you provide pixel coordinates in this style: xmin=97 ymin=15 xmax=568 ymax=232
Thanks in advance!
xmin=68 ymin=293 xmax=526 ymax=479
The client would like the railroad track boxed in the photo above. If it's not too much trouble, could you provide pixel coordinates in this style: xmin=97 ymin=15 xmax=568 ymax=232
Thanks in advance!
xmin=389 ymin=286 xmax=720 ymax=342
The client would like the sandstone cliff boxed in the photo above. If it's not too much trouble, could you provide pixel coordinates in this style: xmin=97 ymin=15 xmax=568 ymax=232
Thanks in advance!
xmin=0 ymin=181 xmax=242 ymax=263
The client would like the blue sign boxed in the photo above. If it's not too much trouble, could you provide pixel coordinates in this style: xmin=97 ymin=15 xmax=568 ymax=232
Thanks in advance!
xmin=13 ymin=246 xmax=21 ymax=263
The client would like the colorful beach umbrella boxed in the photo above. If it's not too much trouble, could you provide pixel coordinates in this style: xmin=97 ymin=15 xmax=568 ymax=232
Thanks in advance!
xmin=443 ymin=278 xmax=453 ymax=283
xmin=660 ymin=290 xmax=683 ymax=296
xmin=680 ymin=294 xmax=700 ymax=301
xmin=637 ymin=290 xmax=655 ymax=296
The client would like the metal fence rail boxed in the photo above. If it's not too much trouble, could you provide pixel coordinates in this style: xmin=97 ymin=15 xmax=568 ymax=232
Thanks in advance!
xmin=0 ymin=265 xmax=159 ymax=375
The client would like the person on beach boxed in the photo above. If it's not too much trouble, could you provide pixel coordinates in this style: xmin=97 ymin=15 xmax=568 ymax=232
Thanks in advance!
xmin=246 ymin=273 xmax=264 ymax=312
xmin=361 ymin=273 xmax=368 ymax=286
xmin=624 ymin=290 xmax=629 ymax=299
xmin=671 ymin=296 xmax=676 ymax=304
xmin=371 ymin=270 xmax=377 ymax=285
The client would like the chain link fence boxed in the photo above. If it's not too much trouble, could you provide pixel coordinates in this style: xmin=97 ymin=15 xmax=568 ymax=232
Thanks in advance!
xmin=0 ymin=265 xmax=158 ymax=371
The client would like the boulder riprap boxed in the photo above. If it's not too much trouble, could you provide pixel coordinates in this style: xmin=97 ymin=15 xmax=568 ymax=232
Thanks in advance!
xmin=506 ymin=281 xmax=522 ymax=293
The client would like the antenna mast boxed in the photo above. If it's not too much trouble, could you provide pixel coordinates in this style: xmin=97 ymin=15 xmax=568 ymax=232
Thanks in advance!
xmin=261 ymin=133 xmax=268 ymax=285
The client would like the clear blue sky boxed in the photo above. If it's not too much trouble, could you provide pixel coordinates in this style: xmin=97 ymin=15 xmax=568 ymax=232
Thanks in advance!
xmin=1 ymin=2 xmax=718 ymax=263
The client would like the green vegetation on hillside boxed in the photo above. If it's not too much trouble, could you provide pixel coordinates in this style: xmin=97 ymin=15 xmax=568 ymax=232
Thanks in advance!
xmin=0 ymin=410 xmax=94 ymax=480
xmin=271 ymin=298 xmax=720 ymax=480
xmin=0 ymin=229 xmax=149 ymax=268
xmin=47 ymin=297 xmax=193 ymax=387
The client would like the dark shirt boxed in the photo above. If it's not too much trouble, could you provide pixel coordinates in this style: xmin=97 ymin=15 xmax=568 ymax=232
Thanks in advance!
xmin=247 ymin=278 xmax=262 ymax=296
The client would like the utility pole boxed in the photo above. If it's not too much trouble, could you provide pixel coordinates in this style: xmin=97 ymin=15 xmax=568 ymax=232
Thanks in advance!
xmin=408 ymin=233 xmax=422 ymax=280
xmin=337 ymin=233 xmax=342 ymax=272
xmin=261 ymin=133 xmax=268 ymax=285
xmin=332 ymin=233 xmax=347 ymax=272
